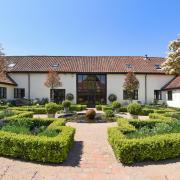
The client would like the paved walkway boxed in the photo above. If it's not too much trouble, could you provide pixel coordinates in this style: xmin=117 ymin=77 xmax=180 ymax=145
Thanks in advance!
xmin=0 ymin=122 xmax=180 ymax=180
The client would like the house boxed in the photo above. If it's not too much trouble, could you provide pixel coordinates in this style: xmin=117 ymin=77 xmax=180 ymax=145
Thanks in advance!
xmin=0 ymin=55 xmax=178 ymax=107
xmin=162 ymin=76 xmax=180 ymax=108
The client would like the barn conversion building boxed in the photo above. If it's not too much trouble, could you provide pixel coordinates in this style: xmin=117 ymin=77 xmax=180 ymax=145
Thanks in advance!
xmin=0 ymin=55 xmax=179 ymax=107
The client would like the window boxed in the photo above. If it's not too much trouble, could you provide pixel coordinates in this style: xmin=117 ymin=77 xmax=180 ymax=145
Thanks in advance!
xmin=50 ymin=89 xmax=65 ymax=103
xmin=126 ymin=64 xmax=132 ymax=68
xmin=77 ymin=74 xmax=106 ymax=107
xmin=0 ymin=87 xmax=7 ymax=99
xmin=14 ymin=88 xmax=25 ymax=98
xmin=155 ymin=64 xmax=161 ymax=70
xmin=167 ymin=91 xmax=173 ymax=101
xmin=154 ymin=90 xmax=162 ymax=100
xmin=123 ymin=90 xmax=138 ymax=100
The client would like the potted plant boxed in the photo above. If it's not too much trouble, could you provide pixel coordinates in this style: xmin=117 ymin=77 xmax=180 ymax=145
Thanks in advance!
xmin=45 ymin=102 xmax=59 ymax=118
xmin=108 ymin=94 xmax=117 ymax=103
xmin=127 ymin=103 xmax=142 ymax=119
xmin=62 ymin=100 xmax=71 ymax=113
xmin=66 ymin=93 xmax=74 ymax=101
xmin=112 ymin=101 xmax=121 ymax=113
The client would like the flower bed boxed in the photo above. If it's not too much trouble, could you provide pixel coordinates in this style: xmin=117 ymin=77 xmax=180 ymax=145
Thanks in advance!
xmin=0 ymin=117 xmax=75 ymax=163
xmin=108 ymin=117 xmax=180 ymax=164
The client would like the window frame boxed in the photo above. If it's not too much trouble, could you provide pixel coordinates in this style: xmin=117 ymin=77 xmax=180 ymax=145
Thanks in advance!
xmin=123 ymin=90 xmax=138 ymax=100
xmin=0 ymin=87 xmax=7 ymax=99
xmin=154 ymin=90 xmax=162 ymax=100
xmin=167 ymin=90 xmax=173 ymax=101
xmin=14 ymin=88 xmax=25 ymax=99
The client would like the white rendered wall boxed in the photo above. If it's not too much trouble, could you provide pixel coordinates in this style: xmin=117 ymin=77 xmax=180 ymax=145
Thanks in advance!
xmin=166 ymin=90 xmax=180 ymax=108
xmin=107 ymin=74 xmax=174 ymax=104
xmin=9 ymin=73 xmax=77 ymax=103
xmin=0 ymin=84 xmax=14 ymax=100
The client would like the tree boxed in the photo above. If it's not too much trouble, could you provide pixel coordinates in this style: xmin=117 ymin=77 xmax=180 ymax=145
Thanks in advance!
xmin=123 ymin=71 xmax=139 ymax=102
xmin=44 ymin=70 xmax=61 ymax=89
xmin=162 ymin=38 xmax=180 ymax=75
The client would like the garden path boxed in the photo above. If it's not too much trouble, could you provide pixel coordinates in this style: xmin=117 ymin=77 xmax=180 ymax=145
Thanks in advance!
xmin=0 ymin=122 xmax=180 ymax=179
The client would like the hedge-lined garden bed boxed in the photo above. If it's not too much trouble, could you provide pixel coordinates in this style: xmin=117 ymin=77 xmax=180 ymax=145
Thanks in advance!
xmin=108 ymin=117 xmax=180 ymax=164
xmin=0 ymin=116 xmax=75 ymax=163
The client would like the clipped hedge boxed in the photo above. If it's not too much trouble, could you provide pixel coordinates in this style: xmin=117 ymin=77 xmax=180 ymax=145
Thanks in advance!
xmin=108 ymin=118 xmax=180 ymax=164
xmin=139 ymin=108 xmax=154 ymax=116
xmin=0 ymin=117 xmax=74 ymax=163
xmin=149 ymin=113 xmax=172 ymax=121
xmin=102 ymin=105 xmax=113 ymax=112
xmin=8 ymin=107 xmax=47 ymax=114
xmin=0 ymin=126 xmax=75 ymax=163
xmin=96 ymin=105 xmax=102 ymax=111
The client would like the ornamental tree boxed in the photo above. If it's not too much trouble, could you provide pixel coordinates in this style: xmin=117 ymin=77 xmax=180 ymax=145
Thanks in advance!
xmin=123 ymin=71 xmax=139 ymax=102
xmin=44 ymin=70 xmax=61 ymax=89
xmin=162 ymin=38 xmax=180 ymax=75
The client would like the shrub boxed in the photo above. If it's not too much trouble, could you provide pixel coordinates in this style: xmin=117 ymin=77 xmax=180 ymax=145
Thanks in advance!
xmin=0 ymin=126 xmax=75 ymax=163
xmin=45 ymin=102 xmax=59 ymax=114
xmin=81 ymin=105 xmax=87 ymax=110
xmin=66 ymin=93 xmax=74 ymax=101
xmin=62 ymin=100 xmax=71 ymax=108
xmin=127 ymin=103 xmax=142 ymax=115
xmin=102 ymin=105 xmax=113 ymax=112
xmin=105 ymin=110 xmax=115 ymax=117
xmin=38 ymin=129 xmax=59 ymax=137
xmin=139 ymin=108 xmax=154 ymax=116
xmin=164 ymin=112 xmax=180 ymax=120
xmin=96 ymin=105 xmax=102 ymax=111
xmin=108 ymin=118 xmax=180 ymax=164
xmin=112 ymin=101 xmax=121 ymax=109
xmin=149 ymin=113 xmax=172 ymax=121
xmin=70 ymin=104 xmax=81 ymax=111
xmin=108 ymin=94 xmax=117 ymax=102
xmin=86 ymin=109 xmax=96 ymax=120
xmin=119 ymin=106 xmax=127 ymax=112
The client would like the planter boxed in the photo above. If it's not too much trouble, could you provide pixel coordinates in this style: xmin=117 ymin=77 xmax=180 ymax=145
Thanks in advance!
xmin=47 ymin=113 xmax=55 ymax=118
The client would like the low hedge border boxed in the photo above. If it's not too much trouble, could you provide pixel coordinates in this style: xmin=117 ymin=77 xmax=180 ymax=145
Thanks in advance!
xmin=0 ymin=117 xmax=74 ymax=163
xmin=8 ymin=107 xmax=47 ymax=114
xmin=108 ymin=118 xmax=180 ymax=164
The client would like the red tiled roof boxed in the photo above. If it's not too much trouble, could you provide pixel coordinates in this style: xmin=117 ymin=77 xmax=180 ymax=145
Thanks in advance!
xmin=5 ymin=56 xmax=166 ymax=73
xmin=0 ymin=72 xmax=17 ymax=86
xmin=162 ymin=76 xmax=180 ymax=90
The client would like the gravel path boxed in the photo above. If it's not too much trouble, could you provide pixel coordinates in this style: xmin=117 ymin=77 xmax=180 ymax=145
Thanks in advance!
xmin=0 ymin=122 xmax=180 ymax=180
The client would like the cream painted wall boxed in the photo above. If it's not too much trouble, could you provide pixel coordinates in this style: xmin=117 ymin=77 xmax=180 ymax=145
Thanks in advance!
xmin=8 ymin=73 xmax=175 ymax=106
xmin=146 ymin=74 xmax=174 ymax=104
xmin=107 ymin=74 xmax=174 ymax=104
xmin=166 ymin=90 xmax=180 ymax=108
xmin=0 ymin=84 xmax=14 ymax=99
xmin=9 ymin=73 xmax=76 ymax=103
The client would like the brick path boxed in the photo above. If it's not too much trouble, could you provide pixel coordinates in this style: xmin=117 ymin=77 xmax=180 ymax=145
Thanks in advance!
xmin=0 ymin=122 xmax=180 ymax=180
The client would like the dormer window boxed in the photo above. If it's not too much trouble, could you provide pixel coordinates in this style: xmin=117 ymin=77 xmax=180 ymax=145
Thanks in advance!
xmin=126 ymin=64 xmax=132 ymax=68
xmin=51 ymin=64 xmax=59 ymax=68
xmin=8 ymin=63 xmax=16 ymax=68
xmin=155 ymin=64 xmax=161 ymax=70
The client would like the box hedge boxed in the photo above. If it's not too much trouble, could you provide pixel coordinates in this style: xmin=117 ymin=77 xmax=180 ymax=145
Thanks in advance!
xmin=102 ymin=105 xmax=113 ymax=112
xmin=108 ymin=118 xmax=180 ymax=164
xmin=0 ymin=117 xmax=74 ymax=163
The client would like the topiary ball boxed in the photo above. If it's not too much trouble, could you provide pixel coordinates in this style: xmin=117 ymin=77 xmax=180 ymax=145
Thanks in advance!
xmin=108 ymin=94 xmax=117 ymax=102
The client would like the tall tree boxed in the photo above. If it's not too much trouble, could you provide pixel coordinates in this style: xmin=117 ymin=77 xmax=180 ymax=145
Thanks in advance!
xmin=44 ymin=70 xmax=61 ymax=89
xmin=123 ymin=71 xmax=139 ymax=102
xmin=162 ymin=38 xmax=180 ymax=75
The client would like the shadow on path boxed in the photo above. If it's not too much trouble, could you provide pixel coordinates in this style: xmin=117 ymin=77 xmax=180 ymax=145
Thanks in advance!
xmin=61 ymin=141 xmax=83 ymax=167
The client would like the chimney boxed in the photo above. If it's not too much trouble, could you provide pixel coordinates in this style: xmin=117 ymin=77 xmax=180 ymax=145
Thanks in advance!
xmin=144 ymin=54 xmax=150 ymax=61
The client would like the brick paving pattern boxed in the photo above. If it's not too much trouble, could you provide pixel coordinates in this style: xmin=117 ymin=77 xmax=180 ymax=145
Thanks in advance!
xmin=0 ymin=122 xmax=180 ymax=180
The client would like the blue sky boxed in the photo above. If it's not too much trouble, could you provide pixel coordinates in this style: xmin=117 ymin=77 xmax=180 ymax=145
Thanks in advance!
xmin=0 ymin=0 xmax=180 ymax=57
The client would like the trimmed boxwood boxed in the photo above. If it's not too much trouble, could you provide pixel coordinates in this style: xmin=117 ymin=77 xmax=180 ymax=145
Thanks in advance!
xmin=139 ymin=108 xmax=154 ymax=116
xmin=108 ymin=118 xmax=180 ymax=164
xmin=8 ymin=107 xmax=47 ymax=114
xmin=102 ymin=105 xmax=113 ymax=112
xmin=0 ymin=117 xmax=74 ymax=163
xmin=96 ymin=105 xmax=102 ymax=111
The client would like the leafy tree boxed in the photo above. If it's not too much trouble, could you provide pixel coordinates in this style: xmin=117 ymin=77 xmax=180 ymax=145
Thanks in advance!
xmin=123 ymin=71 xmax=139 ymax=102
xmin=44 ymin=70 xmax=61 ymax=89
xmin=162 ymin=38 xmax=180 ymax=74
